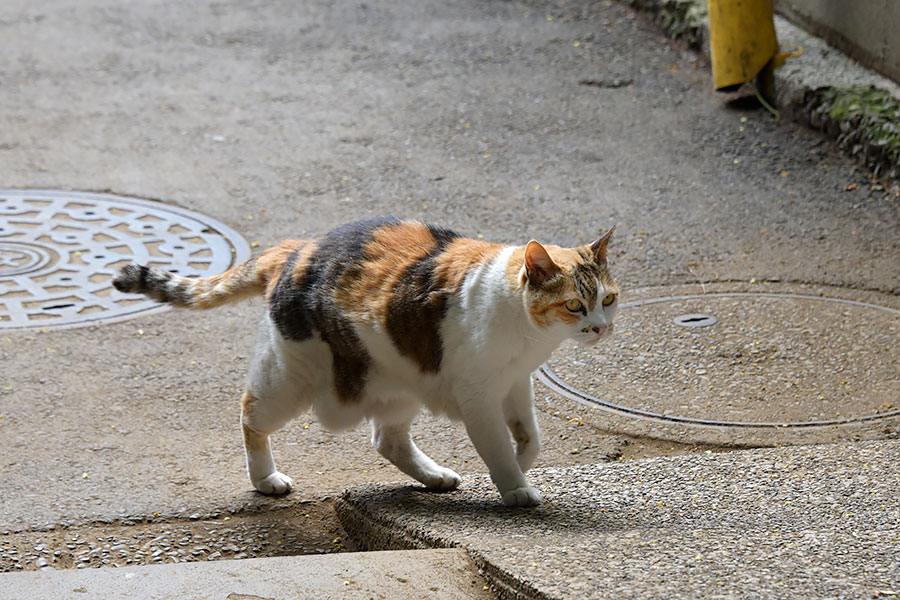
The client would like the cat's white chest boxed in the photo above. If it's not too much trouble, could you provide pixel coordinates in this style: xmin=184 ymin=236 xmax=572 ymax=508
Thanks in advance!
xmin=440 ymin=247 xmax=562 ymax=387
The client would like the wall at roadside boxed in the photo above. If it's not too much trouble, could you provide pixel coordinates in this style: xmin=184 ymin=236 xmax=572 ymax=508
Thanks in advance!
xmin=775 ymin=0 xmax=900 ymax=85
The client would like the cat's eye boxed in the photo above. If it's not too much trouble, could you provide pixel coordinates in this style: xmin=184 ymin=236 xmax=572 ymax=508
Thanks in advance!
xmin=601 ymin=293 xmax=617 ymax=307
xmin=565 ymin=299 xmax=583 ymax=312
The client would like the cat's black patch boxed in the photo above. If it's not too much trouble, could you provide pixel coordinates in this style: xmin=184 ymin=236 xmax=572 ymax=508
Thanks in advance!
xmin=112 ymin=264 xmax=144 ymax=293
xmin=269 ymin=217 xmax=401 ymax=402
xmin=386 ymin=225 xmax=460 ymax=373
xmin=269 ymin=249 xmax=316 ymax=341
xmin=114 ymin=264 xmax=192 ymax=304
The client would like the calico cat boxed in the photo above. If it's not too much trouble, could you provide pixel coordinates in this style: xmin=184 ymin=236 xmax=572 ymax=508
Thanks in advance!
xmin=113 ymin=217 xmax=618 ymax=507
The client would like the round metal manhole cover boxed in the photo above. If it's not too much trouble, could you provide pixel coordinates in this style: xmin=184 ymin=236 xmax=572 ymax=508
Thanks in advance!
xmin=0 ymin=190 xmax=250 ymax=330
xmin=539 ymin=292 xmax=900 ymax=429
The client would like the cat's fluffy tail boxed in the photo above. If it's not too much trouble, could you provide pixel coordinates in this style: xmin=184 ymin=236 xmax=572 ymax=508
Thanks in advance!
xmin=112 ymin=240 xmax=302 ymax=309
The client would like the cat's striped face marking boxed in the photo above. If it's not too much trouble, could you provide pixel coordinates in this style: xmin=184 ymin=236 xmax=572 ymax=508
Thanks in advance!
xmin=515 ymin=228 xmax=618 ymax=345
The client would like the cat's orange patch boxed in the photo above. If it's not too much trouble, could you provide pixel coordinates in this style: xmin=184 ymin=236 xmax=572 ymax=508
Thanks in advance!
xmin=434 ymin=238 xmax=503 ymax=291
xmin=514 ymin=244 xmax=598 ymax=329
xmin=542 ymin=245 xmax=585 ymax=270
xmin=282 ymin=240 xmax=319 ymax=296
xmin=335 ymin=221 xmax=437 ymax=323
xmin=528 ymin=299 xmax=580 ymax=328
xmin=249 ymin=240 xmax=305 ymax=297
xmin=549 ymin=303 xmax=581 ymax=325
xmin=505 ymin=244 xmax=584 ymax=290
xmin=240 ymin=390 xmax=268 ymax=452
xmin=504 ymin=246 xmax=527 ymax=290
xmin=183 ymin=241 xmax=307 ymax=308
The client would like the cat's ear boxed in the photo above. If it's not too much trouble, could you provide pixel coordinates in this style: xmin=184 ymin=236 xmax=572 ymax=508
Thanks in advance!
xmin=589 ymin=226 xmax=615 ymax=264
xmin=524 ymin=240 xmax=561 ymax=286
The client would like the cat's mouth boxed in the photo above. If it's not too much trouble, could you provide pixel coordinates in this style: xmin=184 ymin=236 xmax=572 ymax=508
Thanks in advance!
xmin=576 ymin=324 xmax=612 ymax=345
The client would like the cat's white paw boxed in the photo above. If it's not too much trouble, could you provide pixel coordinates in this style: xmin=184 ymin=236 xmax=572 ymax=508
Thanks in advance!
xmin=421 ymin=467 xmax=461 ymax=491
xmin=254 ymin=472 xmax=293 ymax=495
xmin=501 ymin=486 xmax=543 ymax=507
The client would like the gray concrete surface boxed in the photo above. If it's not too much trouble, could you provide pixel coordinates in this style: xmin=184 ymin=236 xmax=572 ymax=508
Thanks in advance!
xmin=624 ymin=0 xmax=900 ymax=180
xmin=772 ymin=13 xmax=900 ymax=112
xmin=2 ymin=548 xmax=495 ymax=600
xmin=0 ymin=0 xmax=898 ymax=596
xmin=336 ymin=441 xmax=900 ymax=600
xmin=775 ymin=0 xmax=900 ymax=84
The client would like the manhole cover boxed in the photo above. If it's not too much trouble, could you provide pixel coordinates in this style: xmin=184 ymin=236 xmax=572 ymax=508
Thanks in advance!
xmin=539 ymin=292 xmax=900 ymax=429
xmin=0 ymin=190 xmax=250 ymax=330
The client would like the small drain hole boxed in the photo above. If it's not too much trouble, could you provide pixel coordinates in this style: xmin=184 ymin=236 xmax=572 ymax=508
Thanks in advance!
xmin=673 ymin=313 xmax=718 ymax=328
xmin=43 ymin=303 xmax=75 ymax=311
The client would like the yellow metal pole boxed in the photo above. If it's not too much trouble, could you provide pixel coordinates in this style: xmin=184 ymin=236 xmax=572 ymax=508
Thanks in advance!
xmin=707 ymin=0 xmax=778 ymax=93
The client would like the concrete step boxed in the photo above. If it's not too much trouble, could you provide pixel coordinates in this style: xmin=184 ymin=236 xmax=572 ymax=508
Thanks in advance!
xmin=1 ymin=548 xmax=495 ymax=600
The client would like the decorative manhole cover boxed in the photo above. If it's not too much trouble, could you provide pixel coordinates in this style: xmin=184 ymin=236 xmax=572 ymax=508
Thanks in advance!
xmin=539 ymin=293 xmax=900 ymax=428
xmin=0 ymin=190 xmax=250 ymax=330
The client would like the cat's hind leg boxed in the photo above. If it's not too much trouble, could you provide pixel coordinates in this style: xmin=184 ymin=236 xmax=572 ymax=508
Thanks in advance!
xmin=371 ymin=420 xmax=461 ymax=490
xmin=241 ymin=389 xmax=298 ymax=495
xmin=503 ymin=377 xmax=541 ymax=473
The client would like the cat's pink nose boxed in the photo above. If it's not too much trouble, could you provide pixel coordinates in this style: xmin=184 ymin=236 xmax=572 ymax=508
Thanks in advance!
xmin=591 ymin=325 xmax=607 ymax=335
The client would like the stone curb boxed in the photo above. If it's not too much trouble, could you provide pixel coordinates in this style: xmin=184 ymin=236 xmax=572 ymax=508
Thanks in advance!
xmin=620 ymin=0 xmax=900 ymax=183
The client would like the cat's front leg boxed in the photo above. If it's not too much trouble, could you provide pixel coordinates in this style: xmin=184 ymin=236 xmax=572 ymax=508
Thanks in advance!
xmin=458 ymin=389 xmax=543 ymax=507
xmin=504 ymin=377 xmax=541 ymax=473
xmin=371 ymin=420 xmax=461 ymax=490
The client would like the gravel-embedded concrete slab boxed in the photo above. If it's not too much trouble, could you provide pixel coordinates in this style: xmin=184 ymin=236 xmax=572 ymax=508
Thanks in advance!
xmin=541 ymin=281 xmax=900 ymax=446
xmin=1 ymin=548 xmax=495 ymax=600
xmin=336 ymin=441 xmax=900 ymax=600
xmin=0 ymin=501 xmax=349 ymax=572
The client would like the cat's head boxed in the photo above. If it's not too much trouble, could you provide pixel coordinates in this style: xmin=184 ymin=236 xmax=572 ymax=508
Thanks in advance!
xmin=517 ymin=228 xmax=618 ymax=345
